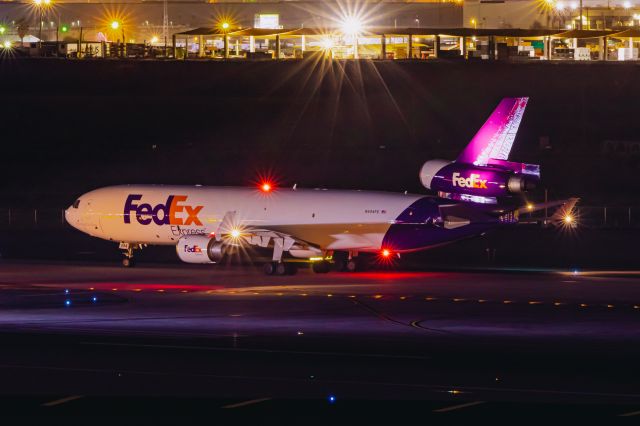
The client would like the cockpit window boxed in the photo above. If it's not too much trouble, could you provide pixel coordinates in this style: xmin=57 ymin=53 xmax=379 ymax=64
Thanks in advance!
xmin=72 ymin=199 xmax=81 ymax=209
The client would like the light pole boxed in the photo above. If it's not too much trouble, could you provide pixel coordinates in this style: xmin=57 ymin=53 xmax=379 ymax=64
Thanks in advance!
xmin=111 ymin=20 xmax=125 ymax=57
xmin=579 ymin=0 xmax=583 ymax=29
xmin=34 ymin=0 xmax=52 ymax=47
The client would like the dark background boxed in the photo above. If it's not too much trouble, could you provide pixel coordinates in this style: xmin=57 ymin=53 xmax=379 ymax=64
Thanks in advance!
xmin=1 ymin=58 xmax=639 ymax=268
xmin=1 ymin=58 xmax=639 ymax=207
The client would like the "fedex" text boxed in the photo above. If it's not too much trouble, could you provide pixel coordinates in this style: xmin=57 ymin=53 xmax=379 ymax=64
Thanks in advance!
xmin=124 ymin=194 xmax=204 ymax=226
xmin=452 ymin=172 xmax=488 ymax=189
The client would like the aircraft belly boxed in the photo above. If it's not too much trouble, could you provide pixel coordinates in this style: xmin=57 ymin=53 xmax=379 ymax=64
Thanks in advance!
xmin=266 ymin=223 xmax=391 ymax=251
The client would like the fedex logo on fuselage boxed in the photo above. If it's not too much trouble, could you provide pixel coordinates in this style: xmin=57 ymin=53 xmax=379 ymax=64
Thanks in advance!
xmin=124 ymin=194 xmax=204 ymax=226
xmin=452 ymin=172 xmax=488 ymax=189
xmin=184 ymin=245 xmax=202 ymax=253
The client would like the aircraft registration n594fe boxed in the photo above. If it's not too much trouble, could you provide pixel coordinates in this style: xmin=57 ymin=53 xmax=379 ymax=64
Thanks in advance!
xmin=66 ymin=97 xmax=575 ymax=275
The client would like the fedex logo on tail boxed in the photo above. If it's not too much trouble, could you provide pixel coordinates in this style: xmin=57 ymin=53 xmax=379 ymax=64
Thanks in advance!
xmin=124 ymin=194 xmax=204 ymax=226
xmin=452 ymin=172 xmax=488 ymax=189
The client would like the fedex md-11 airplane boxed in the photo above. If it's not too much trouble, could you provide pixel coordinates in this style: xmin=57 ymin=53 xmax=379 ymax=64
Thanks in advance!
xmin=66 ymin=97 xmax=575 ymax=274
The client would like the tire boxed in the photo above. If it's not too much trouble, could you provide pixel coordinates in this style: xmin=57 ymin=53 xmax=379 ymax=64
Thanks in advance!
xmin=285 ymin=263 xmax=298 ymax=275
xmin=263 ymin=262 xmax=275 ymax=275
xmin=312 ymin=261 xmax=330 ymax=274
xmin=122 ymin=258 xmax=135 ymax=268
xmin=346 ymin=259 xmax=359 ymax=273
xmin=275 ymin=262 xmax=288 ymax=276
xmin=333 ymin=258 xmax=347 ymax=272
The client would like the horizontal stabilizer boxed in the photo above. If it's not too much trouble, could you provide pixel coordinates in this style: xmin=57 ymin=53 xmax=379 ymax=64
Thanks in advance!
xmin=516 ymin=198 xmax=580 ymax=215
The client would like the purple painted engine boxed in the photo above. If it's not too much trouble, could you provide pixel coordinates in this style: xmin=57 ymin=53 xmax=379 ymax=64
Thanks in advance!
xmin=420 ymin=160 xmax=540 ymax=200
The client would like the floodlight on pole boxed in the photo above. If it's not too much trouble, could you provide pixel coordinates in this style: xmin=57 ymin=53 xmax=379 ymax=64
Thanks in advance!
xmin=340 ymin=16 xmax=362 ymax=35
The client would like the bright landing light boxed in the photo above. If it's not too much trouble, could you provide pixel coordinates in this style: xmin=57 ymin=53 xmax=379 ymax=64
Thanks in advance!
xmin=230 ymin=229 xmax=241 ymax=238
xmin=341 ymin=16 xmax=363 ymax=35
xmin=2 ymin=40 xmax=10 ymax=49
xmin=564 ymin=214 xmax=574 ymax=224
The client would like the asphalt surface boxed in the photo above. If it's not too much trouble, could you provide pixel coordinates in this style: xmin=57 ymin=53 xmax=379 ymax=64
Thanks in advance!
xmin=1 ymin=260 xmax=639 ymax=422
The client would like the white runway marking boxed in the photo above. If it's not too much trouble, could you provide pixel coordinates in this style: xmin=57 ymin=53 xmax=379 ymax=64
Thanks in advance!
xmin=41 ymin=395 xmax=83 ymax=407
xmin=433 ymin=400 xmax=485 ymax=413
xmin=222 ymin=397 xmax=272 ymax=409
xmin=619 ymin=409 xmax=640 ymax=417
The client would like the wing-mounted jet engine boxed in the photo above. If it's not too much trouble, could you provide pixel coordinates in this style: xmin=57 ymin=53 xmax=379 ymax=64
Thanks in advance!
xmin=419 ymin=97 xmax=540 ymax=204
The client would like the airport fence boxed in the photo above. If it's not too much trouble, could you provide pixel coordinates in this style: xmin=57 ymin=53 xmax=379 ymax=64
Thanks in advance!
xmin=1 ymin=206 xmax=640 ymax=230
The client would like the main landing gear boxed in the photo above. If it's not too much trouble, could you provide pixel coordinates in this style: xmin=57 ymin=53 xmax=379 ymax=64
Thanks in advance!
xmin=311 ymin=251 xmax=363 ymax=274
xmin=263 ymin=262 xmax=298 ymax=276
xmin=331 ymin=251 xmax=363 ymax=273
xmin=120 ymin=242 xmax=143 ymax=268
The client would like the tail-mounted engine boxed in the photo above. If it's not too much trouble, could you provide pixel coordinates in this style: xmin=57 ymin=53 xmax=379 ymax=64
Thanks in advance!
xmin=420 ymin=159 xmax=540 ymax=203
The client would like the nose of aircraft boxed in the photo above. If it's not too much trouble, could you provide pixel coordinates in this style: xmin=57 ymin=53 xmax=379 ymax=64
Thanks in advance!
xmin=64 ymin=206 xmax=80 ymax=230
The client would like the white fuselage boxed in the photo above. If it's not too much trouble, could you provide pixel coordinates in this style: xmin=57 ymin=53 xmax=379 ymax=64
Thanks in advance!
xmin=65 ymin=185 xmax=424 ymax=252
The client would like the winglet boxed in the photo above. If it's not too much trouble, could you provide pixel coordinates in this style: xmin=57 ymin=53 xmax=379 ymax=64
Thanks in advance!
xmin=457 ymin=97 xmax=529 ymax=166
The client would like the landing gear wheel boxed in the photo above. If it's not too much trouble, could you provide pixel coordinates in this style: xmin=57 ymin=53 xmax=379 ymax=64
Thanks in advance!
xmin=346 ymin=259 xmax=359 ymax=273
xmin=263 ymin=262 xmax=276 ymax=275
xmin=275 ymin=262 xmax=288 ymax=276
xmin=312 ymin=261 xmax=331 ymax=274
xmin=333 ymin=258 xmax=347 ymax=272
xmin=285 ymin=263 xmax=298 ymax=275
xmin=122 ymin=257 xmax=135 ymax=268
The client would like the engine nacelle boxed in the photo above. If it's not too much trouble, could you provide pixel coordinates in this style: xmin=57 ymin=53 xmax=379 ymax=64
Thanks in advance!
xmin=420 ymin=159 xmax=539 ymax=199
xmin=175 ymin=235 xmax=225 ymax=264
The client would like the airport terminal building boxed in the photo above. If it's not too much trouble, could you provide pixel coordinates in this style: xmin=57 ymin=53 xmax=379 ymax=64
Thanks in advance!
xmin=1 ymin=0 xmax=640 ymax=60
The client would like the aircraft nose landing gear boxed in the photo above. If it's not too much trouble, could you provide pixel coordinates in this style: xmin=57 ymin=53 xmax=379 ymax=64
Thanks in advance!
xmin=119 ymin=242 xmax=143 ymax=268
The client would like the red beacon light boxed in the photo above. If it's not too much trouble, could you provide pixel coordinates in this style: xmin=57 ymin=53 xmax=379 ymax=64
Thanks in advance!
xmin=381 ymin=249 xmax=391 ymax=258
xmin=260 ymin=182 xmax=273 ymax=193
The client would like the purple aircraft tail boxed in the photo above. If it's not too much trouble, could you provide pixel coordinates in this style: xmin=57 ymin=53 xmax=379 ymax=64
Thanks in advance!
xmin=457 ymin=97 xmax=529 ymax=167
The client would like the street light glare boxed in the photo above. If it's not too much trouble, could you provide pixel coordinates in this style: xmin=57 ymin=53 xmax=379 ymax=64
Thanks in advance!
xmin=320 ymin=37 xmax=334 ymax=50
xmin=221 ymin=22 xmax=230 ymax=29
xmin=2 ymin=40 xmax=10 ymax=48
xmin=151 ymin=36 xmax=159 ymax=43
xmin=111 ymin=21 xmax=120 ymax=30
xmin=341 ymin=16 xmax=363 ymax=35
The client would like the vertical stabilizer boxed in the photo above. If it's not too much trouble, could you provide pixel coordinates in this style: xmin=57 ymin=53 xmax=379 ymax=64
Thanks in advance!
xmin=457 ymin=97 xmax=529 ymax=166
